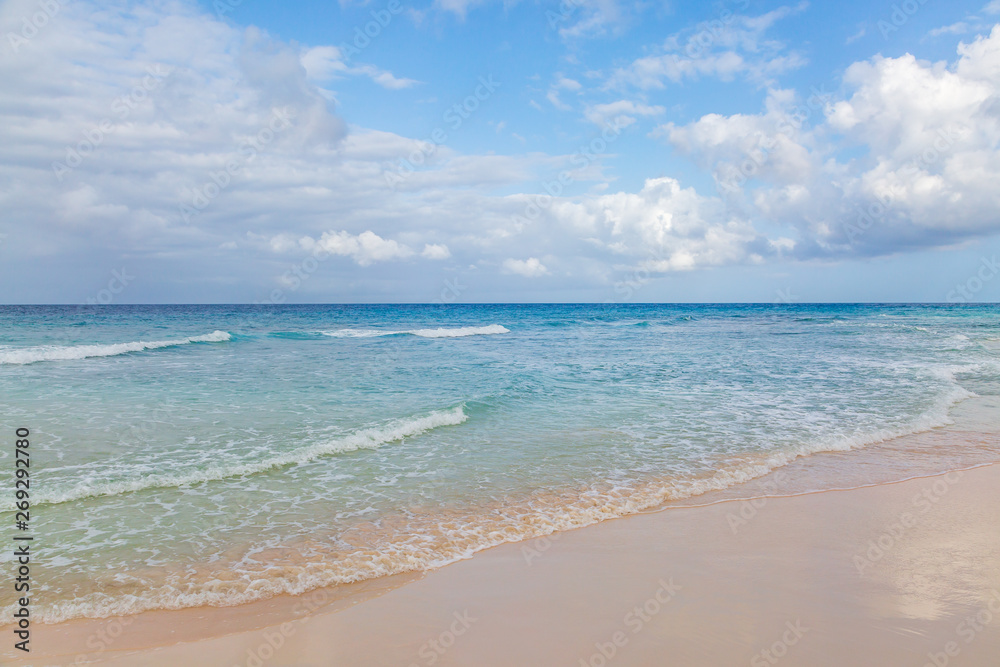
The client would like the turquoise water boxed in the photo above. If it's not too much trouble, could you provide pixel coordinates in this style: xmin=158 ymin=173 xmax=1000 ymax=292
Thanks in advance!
xmin=1 ymin=304 xmax=999 ymax=622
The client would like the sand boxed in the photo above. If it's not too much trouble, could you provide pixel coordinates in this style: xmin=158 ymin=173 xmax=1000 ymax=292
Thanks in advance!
xmin=6 ymin=458 xmax=1000 ymax=666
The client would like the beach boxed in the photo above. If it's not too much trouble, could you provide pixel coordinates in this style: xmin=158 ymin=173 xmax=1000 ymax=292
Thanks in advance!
xmin=2 ymin=304 xmax=999 ymax=665
xmin=5 ymin=0 xmax=1000 ymax=660
xmin=6 ymin=456 xmax=1000 ymax=665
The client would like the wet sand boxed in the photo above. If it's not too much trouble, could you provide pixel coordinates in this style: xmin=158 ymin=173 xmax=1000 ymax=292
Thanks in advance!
xmin=7 ymin=459 xmax=1000 ymax=666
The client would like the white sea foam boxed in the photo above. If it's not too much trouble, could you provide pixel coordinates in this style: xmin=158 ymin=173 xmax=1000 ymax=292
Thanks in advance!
xmin=410 ymin=325 xmax=510 ymax=338
xmin=18 ymin=375 xmax=981 ymax=625
xmin=321 ymin=325 xmax=510 ymax=338
xmin=5 ymin=406 xmax=467 ymax=510
xmin=0 ymin=330 xmax=231 ymax=365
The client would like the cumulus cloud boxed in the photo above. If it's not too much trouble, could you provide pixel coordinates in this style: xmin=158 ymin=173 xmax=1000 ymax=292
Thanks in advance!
xmin=658 ymin=88 xmax=817 ymax=192
xmin=0 ymin=0 xmax=561 ymax=297
xmin=4 ymin=0 xmax=1000 ymax=302
xmin=422 ymin=243 xmax=451 ymax=259
xmin=296 ymin=231 xmax=413 ymax=266
xmin=662 ymin=25 xmax=1000 ymax=258
xmin=503 ymin=257 xmax=549 ymax=277
xmin=552 ymin=177 xmax=774 ymax=270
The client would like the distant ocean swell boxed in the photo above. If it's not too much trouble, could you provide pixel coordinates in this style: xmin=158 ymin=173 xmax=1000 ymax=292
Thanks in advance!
xmin=0 ymin=326 xmax=510 ymax=366
xmin=320 ymin=324 xmax=510 ymax=338
xmin=0 ymin=330 xmax=231 ymax=365
xmin=15 ymin=372 xmax=976 ymax=625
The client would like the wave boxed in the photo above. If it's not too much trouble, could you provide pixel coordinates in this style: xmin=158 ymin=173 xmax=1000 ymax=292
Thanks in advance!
xmin=321 ymin=325 xmax=510 ymax=338
xmin=20 ymin=375 xmax=981 ymax=625
xmin=4 ymin=407 xmax=467 ymax=510
xmin=268 ymin=331 xmax=326 ymax=340
xmin=0 ymin=331 xmax=231 ymax=365
xmin=29 ymin=386 xmax=979 ymax=625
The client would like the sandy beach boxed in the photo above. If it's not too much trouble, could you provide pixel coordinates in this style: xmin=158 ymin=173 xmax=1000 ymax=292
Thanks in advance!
xmin=5 ymin=0 xmax=1000 ymax=659
xmin=7 ymin=454 xmax=1000 ymax=667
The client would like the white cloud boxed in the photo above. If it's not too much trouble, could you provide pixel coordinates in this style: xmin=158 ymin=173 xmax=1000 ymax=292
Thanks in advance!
xmin=5 ymin=0 xmax=1000 ymax=302
xmin=302 ymin=231 xmax=414 ymax=266
xmin=546 ymin=76 xmax=583 ymax=110
xmin=555 ymin=76 xmax=582 ymax=91
xmin=301 ymin=45 xmax=418 ymax=89
xmin=502 ymin=257 xmax=549 ymax=277
xmin=929 ymin=22 xmax=976 ymax=37
xmin=846 ymin=24 xmax=866 ymax=44
xmin=608 ymin=3 xmax=808 ymax=89
xmin=546 ymin=89 xmax=571 ymax=110
xmin=659 ymin=89 xmax=816 ymax=190
xmin=422 ymin=243 xmax=451 ymax=259
xmin=434 ymin=0 xmax=485 ymax=19
xmin=269 ymin=234 xmax=300 ymax=253
xmin=556 ymin=0 xmax=634 ymax=40
xmin=662 ymin=25 xmax=1000 ymax=258
xmin=301 ymin=46 xmax=346 ymax=81
xmin=585 ymin=100 xmax=664 ymax=127
xmin=553 ymin=177 xmax=770 ymax=270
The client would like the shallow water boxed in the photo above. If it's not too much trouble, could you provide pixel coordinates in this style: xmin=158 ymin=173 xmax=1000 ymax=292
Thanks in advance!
xmin=1 ymin=303 xmax=998 ymax=622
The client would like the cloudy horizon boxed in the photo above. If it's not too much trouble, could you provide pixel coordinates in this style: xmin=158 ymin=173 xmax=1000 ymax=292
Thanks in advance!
xmin=2 ymin=0 xmax=1000 ymax=304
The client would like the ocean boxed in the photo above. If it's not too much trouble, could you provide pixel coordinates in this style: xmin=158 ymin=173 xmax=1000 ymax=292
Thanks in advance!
xmin=1 ymin=303 xmax=999 ymax=623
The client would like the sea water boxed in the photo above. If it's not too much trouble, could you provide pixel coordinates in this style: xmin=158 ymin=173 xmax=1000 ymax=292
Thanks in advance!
xmin=0 ymin=304 xmax=998 ymax=622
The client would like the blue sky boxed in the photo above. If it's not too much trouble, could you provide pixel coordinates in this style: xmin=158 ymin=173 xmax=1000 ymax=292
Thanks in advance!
xmin=2 ymin=0 xmax=1000 ymax=303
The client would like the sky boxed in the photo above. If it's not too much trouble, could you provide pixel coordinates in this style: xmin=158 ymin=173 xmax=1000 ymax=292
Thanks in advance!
xmin=1 ymin=0 xmax=1000 ymax=303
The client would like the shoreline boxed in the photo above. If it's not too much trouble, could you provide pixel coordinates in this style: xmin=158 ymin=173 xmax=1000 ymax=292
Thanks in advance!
xmin=14 ymin=393 xmax=1000 ymax=629
xmin=6 ymin=452 xmax=1000 ymax=665
xmin=5 ymin=394 xmax=999 ymax=665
